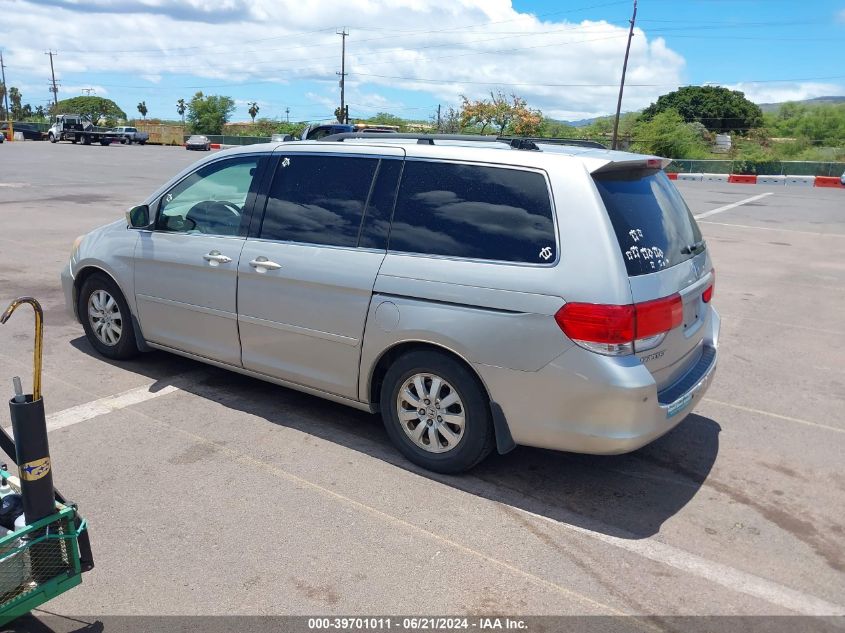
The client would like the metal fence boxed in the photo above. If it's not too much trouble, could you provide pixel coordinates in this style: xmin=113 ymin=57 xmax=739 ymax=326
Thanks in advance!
xmin=189 ymin=134 xmax=272 ymax=146
xmin=668 ymin=159 xmax=845 ymax=177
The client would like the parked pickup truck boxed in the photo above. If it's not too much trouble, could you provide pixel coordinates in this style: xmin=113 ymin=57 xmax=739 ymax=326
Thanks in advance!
xmin=111 ymin=126 xmax=149 ymax=145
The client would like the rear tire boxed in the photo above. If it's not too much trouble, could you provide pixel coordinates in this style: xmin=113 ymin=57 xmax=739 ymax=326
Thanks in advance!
xmin=380 ymin=350 xmax=494 ymax=473
xmin=78 ymin=274 xmax=139 ymax=360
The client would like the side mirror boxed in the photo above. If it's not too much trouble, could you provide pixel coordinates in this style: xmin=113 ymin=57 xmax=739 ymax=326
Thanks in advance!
xmin=126 ymin=204 xmax=151 ymax=228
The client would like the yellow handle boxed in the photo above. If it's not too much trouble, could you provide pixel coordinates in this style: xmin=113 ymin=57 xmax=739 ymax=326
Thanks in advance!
xmin=1 ymin=296 xmax=44 ymax=401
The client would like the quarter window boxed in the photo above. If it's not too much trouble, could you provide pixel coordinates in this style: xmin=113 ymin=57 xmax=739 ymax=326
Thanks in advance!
xmin=388 ymin=162 xmax=556 ymax=263
xmin=157 ymin=157 xmax=259 ymax=236
xmin=260 ymin=155 xmax=379 ymax=247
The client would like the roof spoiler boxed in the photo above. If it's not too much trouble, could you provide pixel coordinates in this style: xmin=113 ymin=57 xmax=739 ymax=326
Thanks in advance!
xmin=591 ymin=156 xmax=671 ymax=173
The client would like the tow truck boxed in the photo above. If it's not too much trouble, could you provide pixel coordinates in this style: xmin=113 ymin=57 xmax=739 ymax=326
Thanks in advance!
xmin=47 ymin=114 xmax=119 ymax=146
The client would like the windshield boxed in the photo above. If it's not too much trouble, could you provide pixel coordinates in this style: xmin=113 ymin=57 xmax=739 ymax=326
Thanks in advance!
xmin=593 ymin=169 xmax=703 ymax=277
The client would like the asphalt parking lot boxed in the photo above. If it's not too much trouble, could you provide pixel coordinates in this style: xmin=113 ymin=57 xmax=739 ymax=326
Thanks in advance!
xmin=0 ymin=141 xmax=843 ymax=623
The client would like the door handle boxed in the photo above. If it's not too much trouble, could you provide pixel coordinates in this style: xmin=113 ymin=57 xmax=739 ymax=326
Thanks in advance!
xmin=249 ymin=256 xmax=282 ymax=271
xmin=203 ymin=250 xmax=232 ymax=264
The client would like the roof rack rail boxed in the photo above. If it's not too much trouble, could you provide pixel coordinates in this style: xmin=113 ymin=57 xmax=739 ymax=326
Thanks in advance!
xmin=317 ymin=132 xmax=608 ymax=151
xmin=319 ymin=132 xmax=506 ymax=145
xmin=499 ymin=136 xmax=607 ymax=150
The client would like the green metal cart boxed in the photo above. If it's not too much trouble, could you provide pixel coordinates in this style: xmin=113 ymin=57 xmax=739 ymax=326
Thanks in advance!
xmin=0 ymin=469 xmax=89 ymax=626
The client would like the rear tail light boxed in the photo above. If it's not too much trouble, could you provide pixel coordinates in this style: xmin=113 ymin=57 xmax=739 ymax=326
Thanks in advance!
xmin=702 ymin=269 xmax=715 ymax=303
xmin=555 ymin=293 xmax=683 ymax=356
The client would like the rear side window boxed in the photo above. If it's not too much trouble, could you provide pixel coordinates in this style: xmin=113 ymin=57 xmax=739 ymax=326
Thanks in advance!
xmin=389 ymin=162 xmax=556 ymax=264
xmin=260 ymin=154 xmax=378 ymax=247
xmin=593 ymin=169 xmax=703 ymax=276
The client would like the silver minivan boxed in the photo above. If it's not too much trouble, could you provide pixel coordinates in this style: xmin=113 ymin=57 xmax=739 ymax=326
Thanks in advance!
xmin=62 ymin=135 xmax=719 ymax=473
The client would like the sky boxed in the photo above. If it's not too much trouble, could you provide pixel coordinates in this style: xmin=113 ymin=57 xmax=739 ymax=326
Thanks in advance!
xmin=1 ymin=0 xmax=844 ymax=125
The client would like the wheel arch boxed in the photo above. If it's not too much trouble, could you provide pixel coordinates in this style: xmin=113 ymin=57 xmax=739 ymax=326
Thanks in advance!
xmin=366 ymin=340 xmax=515 ymax=455
xmin=73 ymin=265 xmax=150 ymax=352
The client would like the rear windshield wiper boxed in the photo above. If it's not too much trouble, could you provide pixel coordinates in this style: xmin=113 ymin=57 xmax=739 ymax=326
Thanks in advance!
xmin=681 ymin=240 xmax=706 ymax=255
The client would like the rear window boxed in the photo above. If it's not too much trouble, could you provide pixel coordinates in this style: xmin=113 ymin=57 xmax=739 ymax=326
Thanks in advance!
xmin=388 ymin=161 xmax=556 ymax=264
xmin=593 ymin=169 xmax=703 ymax=276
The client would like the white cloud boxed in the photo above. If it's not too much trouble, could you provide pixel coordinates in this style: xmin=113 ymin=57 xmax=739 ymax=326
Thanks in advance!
xmin=725 ymin=82 xmax=845 ymax=104
xmin=0 ymin=0 xmax=689 ymax=120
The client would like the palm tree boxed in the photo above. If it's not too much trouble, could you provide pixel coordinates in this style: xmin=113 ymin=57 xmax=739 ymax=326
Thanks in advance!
xmin=176 ymin=98 xmax=186 ymax=124
xmin=248 ymin=101 xmax=259 ymax=123
xmin=137 ymin=101 xmax=148 ymax=120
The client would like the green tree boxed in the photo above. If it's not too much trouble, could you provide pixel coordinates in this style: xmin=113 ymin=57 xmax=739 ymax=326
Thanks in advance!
xmin=51 ymin=96 xmax=127 ymax=125
xmin=248 ymin=101 xmax=259 ymax=123
xmin=537 ymin=118 xmax=579 ymax=138
xmin=176 ymin=98 xmax=186 ymax=123
xmin=460 ymin=95 xmax=495 ymax=134
xmin=641 ymin=86 xmax=763 ymax=133
xmin=0 ymin=83 xmax=6 ymax=119
xmin=435 ymin=106 xmax=462 ymax=133
xmin=137 ymin=101 xmax=148 ymax=120
xmin=34 ymin=105 xmax=46 ymax=120
xmin=9 ymin=87 xmax=22 ymax=120
xmin=366 ymin=112 xmax=404 ymax=127
xmin=631 ymin=109 xmax=709 ymax=158
xmin=186 ymin=91 xmax=236 ymax=134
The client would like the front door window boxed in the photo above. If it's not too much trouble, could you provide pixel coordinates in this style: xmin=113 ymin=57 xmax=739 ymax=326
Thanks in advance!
xmin=157 ymin=157 xmax=259 ymax=236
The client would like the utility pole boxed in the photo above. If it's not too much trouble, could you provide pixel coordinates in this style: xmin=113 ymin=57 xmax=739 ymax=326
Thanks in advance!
xmin=46 ymin=51 xmax=59 ymax=107
xmin=336 ymin=28 xmax=348 ymax=123
xmin=285 ymin=106 xmax=290 ymax=123
xmin=0 ymin=51 xmax=9 ymax=119
xmin=82 ymin=88 xmax=95 ymax=96
xmin=611 ymin=0 xmax=637 ymax=151
xmin=437 ymin=104 xmax=441 ymax=130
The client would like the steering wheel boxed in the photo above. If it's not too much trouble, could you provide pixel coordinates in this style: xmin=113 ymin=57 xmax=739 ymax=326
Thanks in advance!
xmin=185 ymin=200 xmax=241 ymax=234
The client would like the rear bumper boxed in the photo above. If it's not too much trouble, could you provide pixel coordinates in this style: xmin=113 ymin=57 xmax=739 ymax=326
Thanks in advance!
xmin=476 ymin=309 xmax=720 ymax=455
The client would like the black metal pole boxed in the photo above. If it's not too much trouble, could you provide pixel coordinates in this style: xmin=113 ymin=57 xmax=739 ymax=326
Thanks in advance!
xmin=0 ymin=426 xmax=94 ymax=571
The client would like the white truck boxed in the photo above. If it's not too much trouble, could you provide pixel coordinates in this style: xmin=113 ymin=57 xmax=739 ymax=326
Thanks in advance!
xmin=48 ymin=114 xmax=119 ymax=146
xmin=111 ymin=126 xmax=149 ymax=145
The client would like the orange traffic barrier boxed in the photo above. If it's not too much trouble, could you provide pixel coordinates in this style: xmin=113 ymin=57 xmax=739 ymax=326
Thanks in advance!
xmin=728 ymin=174 xmax=757 ymax=184
xmin=666 ymin=172 xmax=678 ymax=180
xmin=814 ymin=176 xmax=844 ymax=188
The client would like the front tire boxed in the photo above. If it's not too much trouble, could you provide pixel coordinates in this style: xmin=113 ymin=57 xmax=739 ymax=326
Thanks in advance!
xmin=380 ymin=350 xmax=494 ymax=473
xmin=78 ymin=274 xmax=139 ymax=360
xmin=49 ymin=133 xmax=57 ymax=143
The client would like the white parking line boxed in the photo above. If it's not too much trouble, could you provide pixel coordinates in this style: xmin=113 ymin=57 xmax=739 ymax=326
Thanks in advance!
xmin=699 ymin=220 xmax=845 ymax=237
xmin=518 ymin=507 xmax=845 ymax=616
xmin=45 ymin=383 xmax=180 ymax=432
xmin=694 ymin=192 xmax=774 ymax=219
xmin=702 ymin=398 xmax=845 ymax=435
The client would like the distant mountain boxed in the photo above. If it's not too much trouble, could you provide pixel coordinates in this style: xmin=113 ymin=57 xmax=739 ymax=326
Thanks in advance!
xmin=562 ymin=117 xmax=597 ymax=127
xmin=757 ymin=96 xmax=845 ymax=113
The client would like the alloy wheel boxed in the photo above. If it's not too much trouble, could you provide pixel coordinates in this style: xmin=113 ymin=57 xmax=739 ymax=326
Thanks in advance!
xmin=88 ymin=289 xmax=123 ymax=346
xmin=396 ymin=373 xmax=466 ymax=453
